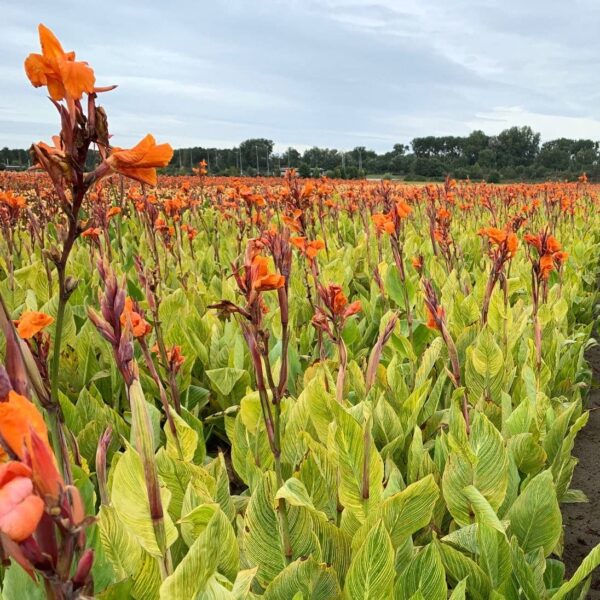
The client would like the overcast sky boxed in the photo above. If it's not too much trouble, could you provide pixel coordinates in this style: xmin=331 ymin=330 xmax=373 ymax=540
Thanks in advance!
xmin=2 ymin=0 xmax=600 ymax=153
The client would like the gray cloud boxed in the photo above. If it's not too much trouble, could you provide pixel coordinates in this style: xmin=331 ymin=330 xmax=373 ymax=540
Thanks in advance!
xmin=2 ymin=0 xmax=600 ymax=152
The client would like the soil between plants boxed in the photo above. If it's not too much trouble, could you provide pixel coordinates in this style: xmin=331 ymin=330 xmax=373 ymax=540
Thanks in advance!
xmin=563 ymin=338 xmax=600 ymax=597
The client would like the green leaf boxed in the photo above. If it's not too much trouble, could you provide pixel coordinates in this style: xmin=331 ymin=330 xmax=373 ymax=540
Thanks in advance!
xmin=507 ymin=470 xmax=561 ymax=556
xmin=165 ymin=407 xmax=198 ymax=462
xmin=263 ymin=557 xmax=342 ymax=600
xmin=110 ymin=446 xmax=178 ymax=557
xmin=395 ymin=542 xmax=447 ymax=600
xmin=344 ymin=520 xmax=394 ymax=600
xmin=206 ymin=367 xmax=246 ymax=397
xmin=160 ymin=506 xmax=238 ymax=598
xmin=443 ymin=411 xmax=508 ymax=527
xmin=352 ymin=474 xmax=439 ymax=550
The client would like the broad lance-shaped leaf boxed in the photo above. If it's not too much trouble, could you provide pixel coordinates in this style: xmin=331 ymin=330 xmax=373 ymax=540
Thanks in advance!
xmin=344 ymin=520 xmax=394 ymax=600
xmin=437 ymin=541 xmax=492 ymax=600
xmin=159 ymin=505 xmax=238 ymax=598
xmin=97 ymin=505 xmax=161 ymax=600
xmin=275 ymin=477 xmax=328 ymax=521
xmin=110 ymin=445 xmax=178 ymax=557
xmin=165 ymin=407 xmax=198 ymax=462
xmin=351 ymin=474 xmax=439 ymax=551
xmin=331 ymin=406 xmax=384 ymax=523
xmin=395 ymin=542 xmax=447 ymax=600
xmin=442 ymin=411 xmax=508 ymax=527
xmin=127 ymin=380 xmax=177 ymax=557
xmin=507 ymin=469 xmax=561 ymax=556
xmin=206 ymin=367 xmax=246 ymax=397
xmin=507 ymin=536 xmax=543 ymax=600
xmin=478 ymin=523 xmax=511 ymax=589
xmin=263 ymin=557 xmax=342 ymax=600
xmin=243 ymin=471 xmax=316 ymax=588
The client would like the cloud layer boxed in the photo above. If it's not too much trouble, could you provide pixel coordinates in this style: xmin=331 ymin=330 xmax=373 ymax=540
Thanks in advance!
xmin=2 ymin=0 xmax=600 ymax=151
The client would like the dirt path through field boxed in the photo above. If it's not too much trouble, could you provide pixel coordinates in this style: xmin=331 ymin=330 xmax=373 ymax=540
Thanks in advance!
xmin=563 ymin=339 xmax=600 ymax=597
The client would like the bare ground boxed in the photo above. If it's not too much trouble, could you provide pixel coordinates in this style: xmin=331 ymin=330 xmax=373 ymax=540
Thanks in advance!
xmin=563 ymin=339 xmax=600 ymax=597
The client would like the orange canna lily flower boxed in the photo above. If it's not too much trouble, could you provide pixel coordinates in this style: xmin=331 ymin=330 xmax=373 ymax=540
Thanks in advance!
xmin=0 ymin=462 xmax=44 ymax=542
xmin=554 ymin=251 xmax=568 ymax=266
xmin=546 ymin=235 xmax=562 ymax=253
xmin=425 ymin=305 xmax=445 ymax=330
xmin=0 ymin=191 xmax=26 ymax=210
xmin=24 ymin=24 xmax=95 ymax=101
xmin=396 ymin=201 xmax=412 ymax=219
xmin=411 ymin=255 xmax=423 ymax=270
xmin=16 ymin=311 xmax=54 ymax=340
xmin=478 ymin=227 xmax=507 ymax=246
xmin=107 ymin=134 xmax=174 ymax=186
xmin=539 ymin=254 xmax=555 ymax=280
xmin=81 ymin=227 xmax=101 ymax=239
xmin=506 ymin=232 xmax=518 ymax=257
xmin=250 ymin=256 xmax=285 ymax=292
xmin=106 ymin=206 xmax=122 ymax=218
xmin=120 ymin=297 xmax=152 ymax=338
xmin=524 ymin=233 xmax=542 ymax=253
xmin=291 ymin=237 xmax=325 ymax=261
xmin=0 ymin=391 xmax=49 ymax=461
xmin=372 ymin=213 xmax=395 ymax=235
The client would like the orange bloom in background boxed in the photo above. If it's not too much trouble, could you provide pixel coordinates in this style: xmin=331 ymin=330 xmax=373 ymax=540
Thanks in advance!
xmin=0 ymin=191 xmax=26 ymax=210
xmin=540 ymin=254 xmax=555 ymax=279
xmin=506 ymin=233 xmax=518 ymax=257
xmin=107 ymin=134 xmax=174 ymax=186
xmin=546 ymin=235 xmax=562 ymax=253
xmin=328 ymin=286 xmax=361 ymax=319
xmin=107 ymin=206 xmax=122 ymax=218
xmin=81 ymin=227 xmax=101 ymax=239
xmin=0 ymin=391 xmax=49 ymax=460
xmin=24 ymin=24 xmax=95 ymax=101
xmin=372 ymin=213 xmax=395 ymax=235
xmin=120 ymin=297 xmax=151 ymax=338
xmin=0 ymin=462 xmax=44 ymax=542
xmin=250 ymin=256 xmax=285 ymax=292
xmin=396 ymin=200 xmax=412 ymax=218
xmin=16 ymin=311 xmax=54 ymax=339
xmin=554 ymin=251 xmax=568 ymax=266
xmin=411 ymin=256 xmax=423 ymax=270
xmin=524 ymin=233 xmax=542 ymax=253
xmin=291 ymin=237 xmax=325 ymax=261
xmin=425 ymin=305 xmax=445 ymax=330
xmin=478 ymin=227 xmax=507 ymax=246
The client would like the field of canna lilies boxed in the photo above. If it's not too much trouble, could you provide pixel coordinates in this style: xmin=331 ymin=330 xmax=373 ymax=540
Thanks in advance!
xmin=2 ymin=23 xmax=600 ymax=600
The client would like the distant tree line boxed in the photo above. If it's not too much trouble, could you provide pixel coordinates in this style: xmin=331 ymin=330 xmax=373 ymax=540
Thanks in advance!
xmin=2 ymin=126 xmax=599 ymax=181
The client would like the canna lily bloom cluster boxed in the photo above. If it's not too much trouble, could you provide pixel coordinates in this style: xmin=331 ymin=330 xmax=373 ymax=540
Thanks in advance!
xmin=371 ymin=199 xmax=412 ymax=237
xmin=0 ymin=369 xmax=92 ymax=593
xmin=478 ymin=227 xmax=518 ymax=258
xmin=312 ymin=283 xmax=361 ymax=340
xmin=121 ymin=297 xmax=152 ymax=339
xmin=290 ymin=236 xmax=325 ymax=263
xmin=524 ymin=231 xmax=568 ymax=280
xmin=14 ymin=311 xmax=54 ymax=340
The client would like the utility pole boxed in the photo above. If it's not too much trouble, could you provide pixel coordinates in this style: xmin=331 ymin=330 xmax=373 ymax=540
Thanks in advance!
xmin=266 ymin=149 xmax=270 ymax=176
xmin=255 ymin=145 xmax=259 ymax=175
xmin=239 ymin=147 xmax=243 ymax=176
